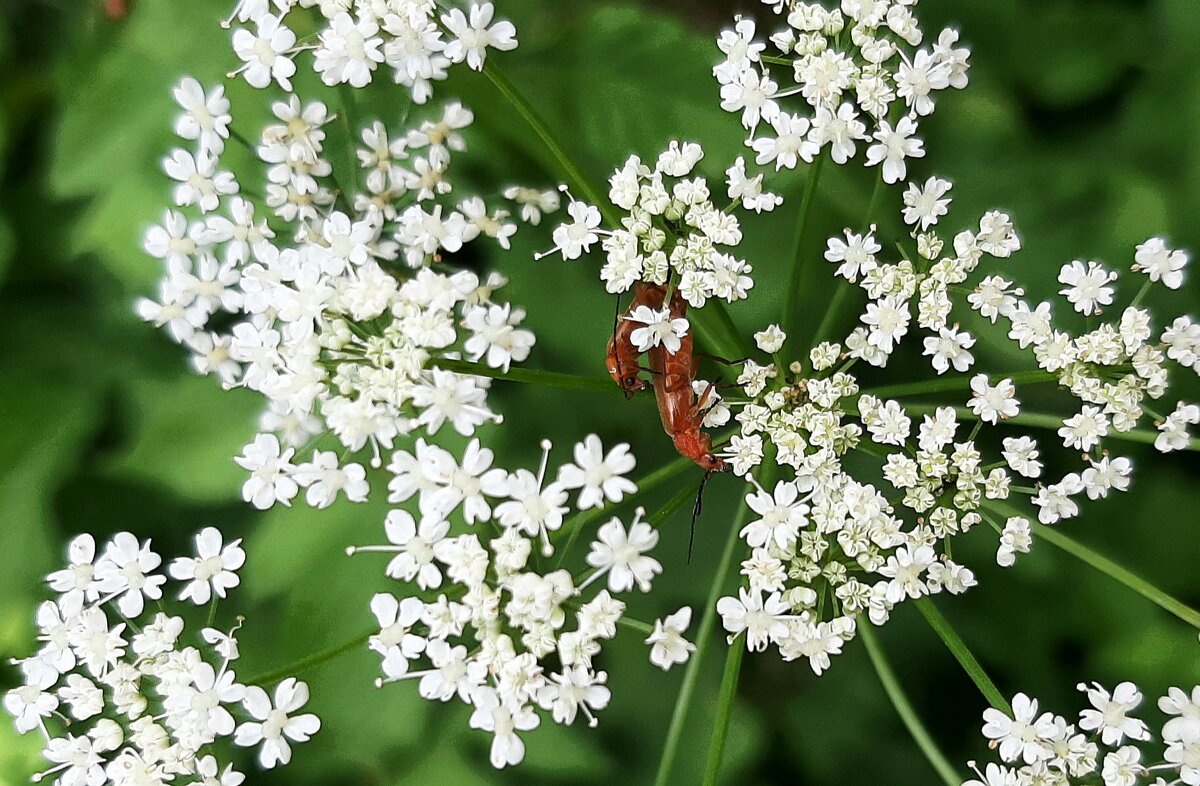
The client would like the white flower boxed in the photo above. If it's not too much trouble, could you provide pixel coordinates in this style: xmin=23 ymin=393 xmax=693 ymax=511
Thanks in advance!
xmin=494 ymin=448 xmax=569 ymax=554
xmin=1078 ymin=681 xmax=1151 ymax=746
xmin=967 ymin=375 xmax=1020 ymax=424
xmin=369 ymin=593 xmax=428 ymax=679
xmin=716 ymin=588 xmax=789 ymax=652
xmin=825 ymin=227 xmax=881 ymax=282
xmin=234 ymin=433 xmax=298 ymax=510
xmin=163 ymin=148 xmax=238 ymax=214
xmin=537 ymin=666 xmax=610 ymax=727
xmin=753 ymin=324 xmax=787 ymax=353
xmin=584 ymin=511 xmax=662 ymax=593
xmin=862 ymin=295 xmax=911 ymax=353
xmin=234 ymin=678 xmax=321 ymax=768
xmin=168 ymin=527 xmax=245 ymax=605
xmin=902 ymin=176 xmax=952 ymax=230
xmin=981 ymin=693 xmax=1055 ymax=764
xmin=922 ymin=325 xmax=975 ymax=374
xmin=94 ymin=533 xmax=167 ymax=619
xmin=373 ymin=509 xmax=449 ymax=589
xmin=231 ymin=15 xmax=297 ymax=91
xmin=543 ymin=200 xmax=601 ymax=260
xmin=996 ymin=517 xmax=1032 ymax=568
xmin=878 ymin=545 xmax=936 ymax=603
xmin=468 ymin=686 xmax=539 ymax=768
xmin=1058 ymin=406 xmax=1110 ymax=452
xmin=1101 ymin=745 xmax=1143 ymax=786
xmin=292 ymin=450 xmax=369 ymax=509
xmin=442 ymin=2 xmax=518 ymax=71
xmin=1058 ymin=260 xmax=1117 ymax=315
xmin=625 ymin=305 xmax=690 ymax=355
xmin=1155 ymin=402 xmax=1199 ymax=453
xmin=313 ymin=12 xmax=384 ymax=88
xmin=740 ymin=480 xmax=808 ymax=551
xmin=977 ymin=211 xmax=1022 ymax=257
xmin=646 ymin=607 xmax=696 ymax=671
xmin=865 ymin=116 xmax=924 ymax=184
xmin=172 ymin=78 xmax=231 ymax=156
xmin=1032 ymin=473 xmax=1085 ymax=525
xmin=556 ymin=435 xmax=637 ymax=510
xmin=1134 ymin=237 xmax=1188 ymax=290
xmin=1002 ymin=436 xmax=1042 ymax=478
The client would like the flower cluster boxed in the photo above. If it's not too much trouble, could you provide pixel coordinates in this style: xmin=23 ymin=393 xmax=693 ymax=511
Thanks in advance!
xmin=140 ymin=17 xmax=554 ymax=508
xmin=966 ymin=683 xmax=1200 ymax=786
xmin=714 ymin=0 xmax=970 ymax=184
xmin=345 ymin=434 xmax=694 ymax=768
xmin=540 ymin=140 xmax=769 ymax=358
xmin=713 ymin=355 xmax=982 ymax=673
xmin=705 ymin=172 xmax=1195 ymax=670
xmin=4 ymin=529 xmax=319 ymax=785
xmin=228 ymin=0 xmax=516 ymax=103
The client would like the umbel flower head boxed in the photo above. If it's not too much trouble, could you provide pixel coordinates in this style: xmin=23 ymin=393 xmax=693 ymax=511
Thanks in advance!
xmin=694 ymin=172 xmax=1195 ymax=672
xmin=346 ymin=435 xmax=696 ymax=768
xmin=5 ymin=529 xmax=320 ymax=785
xmin=138 ymin=1 xmax=560 ymax=515
xmin=965 ymin=680 xmax=1200 ymax=786
xmin=714 ymin=0 xmax=969 ymax=186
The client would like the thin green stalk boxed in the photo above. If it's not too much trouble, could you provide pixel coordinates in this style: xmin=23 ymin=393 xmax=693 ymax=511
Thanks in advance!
xmin=809 ymin=175 xmax=888 ymax=346
xmin=1129 ymin=279 xmax=1153 ymax=308
xmin=431 ymin=357 xmax=618 ymax=394
xmin=553 ymin=456 xmax=695 ymax=550
xmin=654 ymin=465 xmax=767 ymax=786
xmin=481 ymin=61 xmax=617 ymax=226
xmin=701 ymin=642 xmax=745 ymax=786
xmin=860 ymin=626 xmax=961 ymax=786
xmin=1036 ymin=524 xmax=1200 ymax=628
xmin=914 ymin=598 xmax=1011 ymax=714
xmin=336 ymin=84 xmax=362 ymax=196
xmin=245 ymin=628 xmax=374 ymax=686
xmin=895 ymin=403 xmax=1200 ymax=452
xmin=478 ymin=61 xmax=746 ymax=365
xmin=783 ymin=155 xmax=828 ymax=343
xmin=860 ymin=370 xmax=1061 ymax=401
xmin=985 ymin=502 xmax=1200 ymax=629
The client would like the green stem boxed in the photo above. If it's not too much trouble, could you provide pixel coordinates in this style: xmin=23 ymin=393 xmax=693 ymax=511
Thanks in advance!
xmin=1129 ymin=279 xmax=1153 ymax=308
xmin=914 ymin=598 xmax=1011 ymax=714
xmin=654 ymin=466 xmax=763 ymax=786
xmin=759 ymin=54 xmax=794 ymax=67
xmin=245 ymin=628 xmax=374 ymax=686
xmin=431 ymin=358 xmax=619 ymax=394
xmin=860 ymin=370 xmax=1061 ymax=400
xmin=894 ymin=403 xmax=1199 ymax=452
xmin=860 ymin=626 xmax=961 ymax=786
xmin=809 ymin=176 xmax=888 ymax=347
xmin=554 ymin=456 xmax=695 ymax=550
xmin=701 ymin=641 xmax=745 ymax=786
xmin=985 ymin=502 xmax=1200 ymax=629
xmin=1034 ymin=524 xmax=1200 ymax=629
xmin=336 ymin=83 xmax=362 ymax=196
xmin=481 ymin=61 xmax=617 ymax=226
xmin=478 ymin=60 xmax=747 ymax=367
xmin=783 ymin=155 xmax=828 ymax=344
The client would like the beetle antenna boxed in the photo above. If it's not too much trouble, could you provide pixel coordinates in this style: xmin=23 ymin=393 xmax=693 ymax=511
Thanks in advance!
xmin=689 ymin=470 xmax=713 ymax=564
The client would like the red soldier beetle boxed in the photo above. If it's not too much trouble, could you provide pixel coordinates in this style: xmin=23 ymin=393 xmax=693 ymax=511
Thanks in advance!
xmin=646 ymin=287 xmax=729 ymax=475
xmin=605 ymin=281 xmax=666 ymax=398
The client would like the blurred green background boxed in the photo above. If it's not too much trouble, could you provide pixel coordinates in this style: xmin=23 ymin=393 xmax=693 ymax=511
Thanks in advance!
xmin=1 ymin=0 xmax=1198 ymax=783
